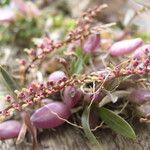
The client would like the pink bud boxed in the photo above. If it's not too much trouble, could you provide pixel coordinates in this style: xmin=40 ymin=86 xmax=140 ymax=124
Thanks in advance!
xmin=0 ymin=120 xmax=21 ymax=140
xmin=30 ymin=102 xmax=71 ymax=128
xmin=110 ymin=38 xmax=143 ymax=56
xmin=83 ymin=34 xmax=100 ymax=53
xmin=48 ymin=71 xmax=67 ymax=83
xmin=129 ymin=89 xmax=150 ymax=105
xmin=133 ymin=44 xmax=150 ymax=59
xmin=63 ymin=86 xmax=82 ymax=108
xmin=4 ymin=95 xmax=12 ymax=103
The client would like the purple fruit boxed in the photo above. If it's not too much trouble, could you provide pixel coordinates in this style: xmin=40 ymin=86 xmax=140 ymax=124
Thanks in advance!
xmin=110 ymin=38 xmax=143 ymax=56
xmin=0 ymin=120 xmax=21 ymax=140
xmin=133 ymin=44 xmax=150 ymax=59
xmin=129 ymin=89 xmax=150 ymax=105
xmin=30 ymin=102 xmax=71 ymax=128
xmin=83 ymin=34 xmax=100 ymax=53
xmin=48 ymin=71 xmax=67 ymax=83
xmin=63 ymin=86 xmax=82 ymax=108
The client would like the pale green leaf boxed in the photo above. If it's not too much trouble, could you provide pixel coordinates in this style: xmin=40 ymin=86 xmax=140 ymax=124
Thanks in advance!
xmin=98 ymin=107 xmax=136 ymax=139
xmin=81 ymin=107 xmax=102 ymax=150
xmin=0 ymin=66 xmax=20 ymax=97
xmin=70 ymin=48 xmax=90 ymax=74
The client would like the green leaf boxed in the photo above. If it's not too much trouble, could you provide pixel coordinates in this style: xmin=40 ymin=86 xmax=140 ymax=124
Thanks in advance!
xmin=81 ymin=107 xmax=102 ymax=150
xmin=70 ymin=48 xmax=90 ymax=74
xmin=0 ymin=0 xmax=10 ymax=6
xmin=98 ymin=107 xmax=136 ymax=139
xmin=72 ymin=58 xmax=84 ymax=74
xmin=0 ymin=66 xmax=20 ymax=97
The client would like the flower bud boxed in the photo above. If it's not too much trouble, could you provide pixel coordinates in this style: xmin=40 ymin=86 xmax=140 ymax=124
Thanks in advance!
xmin=0 ymin=120 xmax=21 ymax=140
xmin=63 ymin=86 xmax=82 ymax=108
xmin=48 ymin=71 xmax=67 ymax=83
xmin=83 ymin=34 xmax=100 ymax=53
xmin=30 ymin=102 xmax=71 ymax=128
xmin=110 ymin=38 xmax=143 ymax=56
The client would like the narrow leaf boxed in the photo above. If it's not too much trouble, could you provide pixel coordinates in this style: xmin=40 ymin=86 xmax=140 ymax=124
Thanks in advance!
xmin=0 ymin=66 xmax=20 ymax=97
xmin=98 ymin=107 xmax=136 ymax=139
xmin=73 ymin=58 xmax=84 ymax=74
xmin=70 ymin=48 xmax=90 ymax=74
xmin=81 ymin=107 xmax=102 ymax=150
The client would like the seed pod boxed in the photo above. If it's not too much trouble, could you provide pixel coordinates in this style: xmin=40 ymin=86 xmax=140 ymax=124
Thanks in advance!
xmin=63 ymin=86 xmax=82 ymax=108
xmin=110 ymin=38 xmax=143 ymax=56
xmin=83 ymin=34 xmax=100 ymax=53
xmin=133 ymin=44 xmax=150 ymax=59
xmin=129 ymin=89 xmax=150 ymax=105
xmin=30 ymin=102 xmax=71 ymax=128
xmin=0 ymin=120 xmax=21 ymax=140
xmin=48 ymin=71 xmax=67 ymax=83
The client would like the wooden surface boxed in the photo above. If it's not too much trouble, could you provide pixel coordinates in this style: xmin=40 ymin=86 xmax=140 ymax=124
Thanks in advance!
xmin=0 ymin=122 xmax=150 ymax=150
